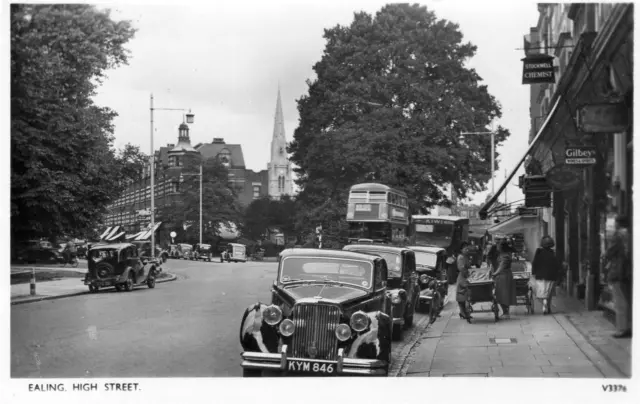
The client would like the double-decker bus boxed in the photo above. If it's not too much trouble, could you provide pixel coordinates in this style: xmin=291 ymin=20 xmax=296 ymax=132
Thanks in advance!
xmin=410 ymin=215 xmax=470 ymax=283
xmin=345 ymin=183 xmax=409 ymax=244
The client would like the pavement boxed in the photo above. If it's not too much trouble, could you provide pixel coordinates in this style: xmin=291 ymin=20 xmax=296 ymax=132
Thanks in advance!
xmin=403 ymin=283 xmax=632 ymax=379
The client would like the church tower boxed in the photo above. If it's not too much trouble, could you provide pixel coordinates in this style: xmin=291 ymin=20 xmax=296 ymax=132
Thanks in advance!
xmin=267 ymin=87 xmax=292 ymax=199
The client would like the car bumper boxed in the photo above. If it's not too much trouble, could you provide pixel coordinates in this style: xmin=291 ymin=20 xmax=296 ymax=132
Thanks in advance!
xmin=241 ymin=345 xmax=387 ymax=376
xmin=419 ymin=290 xmax=434 ymax=304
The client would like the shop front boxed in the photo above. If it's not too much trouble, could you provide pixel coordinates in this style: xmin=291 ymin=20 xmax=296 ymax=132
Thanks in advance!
xmin=479 ymin=4 xmax=633 ymax=312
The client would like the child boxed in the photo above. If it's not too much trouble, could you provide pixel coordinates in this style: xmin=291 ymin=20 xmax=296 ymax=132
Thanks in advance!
xmin=456 ymin=268 xmax=472 ymax=323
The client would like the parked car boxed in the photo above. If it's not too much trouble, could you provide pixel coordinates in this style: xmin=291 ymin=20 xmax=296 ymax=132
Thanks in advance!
xmin=220 ymin=243 xmax=247 ymax=263
xmin=169 ymin=244 xmax=181 ymax=259
xmin=84 ymin=243 xmax=160 ymax=293
xmin=131 ymin=241 xmax=168 ymax=263
xmin=193 ymin=243 xmax=213 ymax=262
xmin=407 ymin=246 xmax=449 ymax=323
xmin=343 ymin=244 xmax=420 ymax=340
xmin=179 ymin=243 xmax=193 ymax=260
xmin=239 ymin=248 xmax=393 ymax=377
xmin=13 ymin=240 xmax=62 ymax=264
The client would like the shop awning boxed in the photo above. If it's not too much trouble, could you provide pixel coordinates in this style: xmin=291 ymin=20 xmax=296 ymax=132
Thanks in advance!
xmin=478 ymin=96 xmax=563 ymax=219
xmin=488 ymin=213 xmax=539 ymax=235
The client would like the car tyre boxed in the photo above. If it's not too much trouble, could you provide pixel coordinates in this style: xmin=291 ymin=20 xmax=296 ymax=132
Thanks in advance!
xmin=123 ymin=273 xmax=134 ymax=292
xmin=242 ymin=368 xmax=262 ymax=377
xmin=115 ymin=284 xmax=123 ymax=292
xmin=147 ymin=272 xmax=156 ymax=289
xmin=89 ymin=285 xmax=99 ymax=293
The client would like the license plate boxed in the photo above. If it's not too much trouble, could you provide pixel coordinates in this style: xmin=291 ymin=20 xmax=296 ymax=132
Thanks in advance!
xmin=287 ymin=360 xmax=336 ymax=374
xmin=99 ymin=281 xmax=111 ymax=287
xmin=355 ymin=204 xmax=371 ymax=212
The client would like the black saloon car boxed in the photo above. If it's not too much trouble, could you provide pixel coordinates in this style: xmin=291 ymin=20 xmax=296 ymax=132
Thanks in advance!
xmin=239 ymin=248 xmax=393 ymax=377
xmin=343 ymin=244 xmax=420 ymax=340
xmin=407 ymin=246 xmax=449 ymax=322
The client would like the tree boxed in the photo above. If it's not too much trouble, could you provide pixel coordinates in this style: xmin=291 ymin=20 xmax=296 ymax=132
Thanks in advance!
xmin=289 ymin=4 xmax=510 ymax=234
xmin=11 ymin=4 xmax=138 ymax=240
xmin=241 ymin=194 xmax=298 ymax=242
xmin=157 ymin=154 xmax=243 ymax=244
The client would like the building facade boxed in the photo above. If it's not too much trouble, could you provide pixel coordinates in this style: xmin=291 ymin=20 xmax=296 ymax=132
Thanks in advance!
xmin=481 ymin=3 xmax=633 ymax=314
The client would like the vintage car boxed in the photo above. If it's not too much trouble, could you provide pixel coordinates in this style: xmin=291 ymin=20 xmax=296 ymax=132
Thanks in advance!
xmin=131 ymin=240 xmax=168 ymax=263
xmin=13 ymin=239 xmax=62 ymax=264
xmin=193 ymin=243 xmax=213 ymax=262
xmin=84 ymin=243 xmax=160 ymax=293
xmin=179 ymin=243 xmax=194 ymax=260
xmin=221 ymin=243 xmax=247 ymax=263
xmin=407 ymin=246 xmax=449 ymax=323
xmin=239 ymin=249 xmax=393 ymax=377
xmin=342 ymin=244 xmax=420 ymax=340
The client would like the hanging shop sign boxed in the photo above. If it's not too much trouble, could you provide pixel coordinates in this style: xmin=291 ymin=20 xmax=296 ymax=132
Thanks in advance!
xmin=565 ymin=146 xmax=597 ymax=166
xmin=545 ymin=165 xmax=581 ymax=190
xmin=521 ymin=54 xmax=556 ymax=84
xmin=576 ymin=103 xmax=628 ymax=133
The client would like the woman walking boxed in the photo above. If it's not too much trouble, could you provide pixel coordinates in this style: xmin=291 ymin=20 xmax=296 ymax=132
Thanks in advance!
xmin=531 ymin=236 xmax=562 ymax=315
xmin=491 ymin=239 xmax=517 ymax=319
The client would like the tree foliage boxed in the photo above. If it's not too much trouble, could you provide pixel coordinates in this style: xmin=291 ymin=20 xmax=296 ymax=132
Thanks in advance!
xmin=241 ymin=195 xmax=298 ymax=242
xmin=289 ymin=3 xmax=510 ymax=234
xmin=11 ymin=4 xmax=139 ymax=240
xmin=156 ymin=154 xmax=243 ymax=244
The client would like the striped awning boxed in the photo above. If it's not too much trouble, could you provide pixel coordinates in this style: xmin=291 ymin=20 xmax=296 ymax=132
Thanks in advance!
xmin=100 ymin=226 xmax=126 ymax=242
xmin=134 ymin=222 xmax=162 ymax=241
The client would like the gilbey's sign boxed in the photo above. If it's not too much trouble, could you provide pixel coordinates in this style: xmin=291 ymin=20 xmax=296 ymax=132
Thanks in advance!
xmin=565 ymin=146 xmax=597 ymax=165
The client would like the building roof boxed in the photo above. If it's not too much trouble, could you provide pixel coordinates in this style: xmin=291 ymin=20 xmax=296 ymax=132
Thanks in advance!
xmin=350 ymin=183 xmax=407 ymax=195
xmin=197 ymin=141 xmax=246 ymax=168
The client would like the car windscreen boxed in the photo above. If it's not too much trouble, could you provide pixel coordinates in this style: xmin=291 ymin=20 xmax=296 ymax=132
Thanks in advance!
xmin=280 ymin=257 xmax=373 ymax=289
xmin=414 ymin=251 xmax=438 ymax=269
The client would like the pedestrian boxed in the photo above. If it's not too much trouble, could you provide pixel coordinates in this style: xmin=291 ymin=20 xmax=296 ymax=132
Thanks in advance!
xmin=486 ymin=241 xmax=499 ymax=271
xmin=605 ymin=215 xmax=632 ymax=338
xmin=457 ymin=241 xmax=471 ymax=275
xmin=456 ymin=266 xmax=472 ymax=323
xmin=491 ymin=238 xmax=517 ymax=319
xmin=531 ymin=236 xmax=562 ymax=315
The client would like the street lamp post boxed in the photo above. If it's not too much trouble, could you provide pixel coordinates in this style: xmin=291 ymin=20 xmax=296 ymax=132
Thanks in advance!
xmin=460 ymin=131 xmax=496 ymax=195
xmin=150 ymin=93 xmax=194 ymax=258
xmin=180 ymin=164 xmax=203 ymax=245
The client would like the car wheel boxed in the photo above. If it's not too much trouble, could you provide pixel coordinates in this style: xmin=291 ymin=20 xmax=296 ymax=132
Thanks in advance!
xmin=89 ymin=285 xmax=99 ymax=293
xmin=95 ymin=262 xmax=115 ymax=280
xmin=147 ymin=273 xmax=156 ymax=289
xmin=115 ymin=284 xmax=123 ymax=292
xmin=242 ymin=368 xmax=262 ymax=377
xmin=123 ymin=273 xmax=133 ymax=292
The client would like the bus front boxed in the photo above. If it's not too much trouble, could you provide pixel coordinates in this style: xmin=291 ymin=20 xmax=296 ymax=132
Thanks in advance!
xmin=345 ymin=184 xmax=409 ymax=244
xmin=411 ymin=217 xmax=456 ymax=249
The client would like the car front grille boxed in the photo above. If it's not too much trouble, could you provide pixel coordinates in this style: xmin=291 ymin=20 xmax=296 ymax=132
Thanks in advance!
xmin=290 ymin=304 xmax=340 ymax=361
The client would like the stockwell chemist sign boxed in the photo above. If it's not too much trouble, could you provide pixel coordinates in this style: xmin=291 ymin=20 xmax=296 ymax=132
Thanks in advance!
xmin=522 ymin=54 xmax=555 ymax=84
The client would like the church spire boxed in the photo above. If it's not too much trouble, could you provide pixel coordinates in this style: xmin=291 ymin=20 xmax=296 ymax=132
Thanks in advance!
xmin=273 ymin=85 xmax=285 ymax=142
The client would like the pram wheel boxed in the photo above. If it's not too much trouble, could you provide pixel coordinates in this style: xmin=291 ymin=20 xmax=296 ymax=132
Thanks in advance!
xmin=492 ymin=302 xmax=500 ymax=322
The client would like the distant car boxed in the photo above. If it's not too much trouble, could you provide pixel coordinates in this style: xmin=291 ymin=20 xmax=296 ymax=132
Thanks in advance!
xmin=84 ymin=243 xmax=160 ymax=293
xmin=13 ymin=240 xmax=62 ymax=264
xmin=131 ymin=241 xmax=168 ymax=263
xmin=239 ymin=248 xmax=392 ymax=377
xmin=221 ymin=243 xmax=247 ymax=263
xmin=193 ymin=243 xmax=213 ymax=262
xmin=343 ymin=244 xmax=420 ymax=340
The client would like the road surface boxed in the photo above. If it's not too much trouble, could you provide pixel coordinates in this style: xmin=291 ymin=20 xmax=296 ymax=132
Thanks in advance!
xmin=11 ymin=259 xmax=428 ymax=377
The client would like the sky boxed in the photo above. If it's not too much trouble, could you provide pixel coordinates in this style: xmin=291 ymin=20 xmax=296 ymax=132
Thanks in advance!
xmin=91 ymin=0 xmax=541 ymax=207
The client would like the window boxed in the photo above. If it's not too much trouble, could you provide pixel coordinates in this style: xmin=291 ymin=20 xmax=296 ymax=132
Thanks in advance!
xmin=253 ymin=185 xmax=261 ymax=199
xmin=278 ymin=175 xmax=285 ymax=193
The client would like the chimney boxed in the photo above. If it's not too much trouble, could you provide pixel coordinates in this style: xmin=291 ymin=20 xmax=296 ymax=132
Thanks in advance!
xmin=212 ymin=138 xmax=225 ymax=144
xmin=167 ymin=143 xmax=175 ymax=147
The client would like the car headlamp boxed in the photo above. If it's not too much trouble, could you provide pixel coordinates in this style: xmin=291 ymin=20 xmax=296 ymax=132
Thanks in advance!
xmin=349 ymin=311 xmax=369 ymax=332
xmin=391 ymin=294 xmax=402 ymax=305
xmin=263 ymin=305 xmax=283 ymax=326
xmin=335 ymin=324 xmax=352 ymax=341
xmin=419 ymin=274 xmax=428 ymax=284
xmin=279 ymin=319 xmax=295 ymax=336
